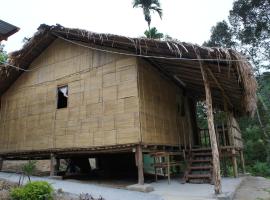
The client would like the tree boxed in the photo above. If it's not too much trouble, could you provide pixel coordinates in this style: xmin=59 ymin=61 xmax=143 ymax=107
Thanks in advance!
xmin=203 ymin=21 xmax=236 ymax=48
xmin=133 ymin=0 xmax=162 ymax=37
xmin=229 ymin=0 xmax=270 ymax=72
xmin=204 ymin=0 xmax=270 ymax=74
xmin=144 ymin=27 xmax=164 ymax=39
xmin=0 ymin=44 xmax=7 ymax=64
xmin=204 ymin=0 xmax=270 ymax=176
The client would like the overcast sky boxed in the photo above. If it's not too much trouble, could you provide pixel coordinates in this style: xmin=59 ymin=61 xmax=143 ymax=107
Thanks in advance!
xmin=1 ymin=0 xmax=234 ymax=53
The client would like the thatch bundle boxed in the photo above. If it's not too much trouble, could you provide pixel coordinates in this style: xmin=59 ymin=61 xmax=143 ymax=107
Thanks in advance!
xmin=2 ymin=24 xmax=257 ymax=116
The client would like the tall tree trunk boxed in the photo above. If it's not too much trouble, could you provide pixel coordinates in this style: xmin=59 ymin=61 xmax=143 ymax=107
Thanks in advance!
xmin=148 ymin=23 xmax=151 ymax=38
xmin=199 ymin=60 xmax=222 ymax=194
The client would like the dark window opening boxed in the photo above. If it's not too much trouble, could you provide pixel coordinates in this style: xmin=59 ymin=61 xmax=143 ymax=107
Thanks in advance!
xmin=57 ymin=85 xmax=68 ymax=109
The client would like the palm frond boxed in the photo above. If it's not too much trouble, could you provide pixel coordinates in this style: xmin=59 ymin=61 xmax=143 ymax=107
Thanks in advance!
xmin=149 ymin=6 xmax=163 ymax=19
xmin=132 ymin=0 xmax=142 ymax=8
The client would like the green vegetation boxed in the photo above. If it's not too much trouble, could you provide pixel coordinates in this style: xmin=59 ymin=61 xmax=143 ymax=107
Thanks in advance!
xmin=144 ymin=27 xmax=164 ymax=39
xmin=11 ymin=181 xmax=53 ymax=200
xmin=204 ymin=0 xmax=270 ymax=177
xmin=19 ymin=160 xmax=37 ymax=185
xmin=0 ymin=44 xmax=7 ymax=64
xmin=132 ymin=0 xmax=163 ymax=38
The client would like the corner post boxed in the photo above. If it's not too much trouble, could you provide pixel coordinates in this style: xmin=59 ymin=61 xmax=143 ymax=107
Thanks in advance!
xmin=232 ymin=149 xmax=238 ymax=177
xmin=55 ymin=158 xmax=60 ymax=174
xmin=0 ymin=157 xmax=3 ymax=171
xmin=199 ymin=61 xmax=222 ymax=194
xmin=240 ymin=150 xmax=246 ymax=174
xmin=136 ymin=145 xmax=144 ymax=185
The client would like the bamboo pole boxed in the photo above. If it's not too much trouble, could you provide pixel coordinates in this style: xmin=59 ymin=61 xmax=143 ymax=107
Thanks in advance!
xmin=199 ymin=61 xmax=222 ymax=194
xmin=136 ymin=145 xmax=144 ymax=185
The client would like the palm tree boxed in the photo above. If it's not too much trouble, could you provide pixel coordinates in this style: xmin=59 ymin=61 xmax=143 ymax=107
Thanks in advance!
xmin=144 ymin=27 xmax=164 ymax=39
xmin=133 ymin=0 xmax=162 ymax=36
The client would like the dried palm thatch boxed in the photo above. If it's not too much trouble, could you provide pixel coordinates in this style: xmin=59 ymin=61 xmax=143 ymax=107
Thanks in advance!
xmin=2 ymin=24 xmax=257 ymax=116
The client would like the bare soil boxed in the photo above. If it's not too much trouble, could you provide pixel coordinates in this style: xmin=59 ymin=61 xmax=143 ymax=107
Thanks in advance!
xmin=234 ymin=176 xmax=270 ymax=200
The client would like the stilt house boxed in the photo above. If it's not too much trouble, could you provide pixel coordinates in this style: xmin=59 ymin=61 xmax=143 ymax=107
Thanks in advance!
xmin=0 ymin=24 xmax=257 ymax=193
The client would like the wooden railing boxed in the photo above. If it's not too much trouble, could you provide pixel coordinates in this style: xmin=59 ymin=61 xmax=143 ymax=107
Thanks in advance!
xmin=198 ymin=125 xmax=231 ymax=148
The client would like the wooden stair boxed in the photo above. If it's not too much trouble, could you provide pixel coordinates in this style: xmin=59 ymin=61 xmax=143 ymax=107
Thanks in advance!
xmin=184 ymin=148 xmax=213 ymax=183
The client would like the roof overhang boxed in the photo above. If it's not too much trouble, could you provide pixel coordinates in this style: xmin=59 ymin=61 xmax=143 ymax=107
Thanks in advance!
xmin=0 ymin=20 xmax=19 ymax=41
xmin=1 ymin=24 xmax=257 ymax=116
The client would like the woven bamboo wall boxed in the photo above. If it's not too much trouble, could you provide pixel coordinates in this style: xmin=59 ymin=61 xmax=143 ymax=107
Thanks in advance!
xmin=0 ymin=39 xmax=140 ymax=153
xmin=230 ymin=116 xmax=243 ymax=148
xmin=137 ymin=59 xmax=192 ymax=146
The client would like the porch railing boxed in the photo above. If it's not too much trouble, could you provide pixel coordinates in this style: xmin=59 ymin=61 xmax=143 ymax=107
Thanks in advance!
xmin=198 ymin=125 xmax=231 ymax=148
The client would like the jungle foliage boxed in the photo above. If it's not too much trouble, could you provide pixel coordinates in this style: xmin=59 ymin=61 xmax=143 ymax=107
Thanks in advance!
xmin=203 ymin=0 xmax=270 ymax=177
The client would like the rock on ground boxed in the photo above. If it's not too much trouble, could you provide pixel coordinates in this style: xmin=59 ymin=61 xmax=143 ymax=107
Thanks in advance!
xmin=234 ymin=176 xmax=270 ymax=200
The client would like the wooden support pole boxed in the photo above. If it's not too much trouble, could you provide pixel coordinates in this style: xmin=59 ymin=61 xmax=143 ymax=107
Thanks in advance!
xmin=0 ymin=157 xmax=3 ymax=171
xmin=240 ymin=150 xmax=246 ymax=174
xmin=199 ymin=60 xmax=222 ymax=194
xmin=232 ymin=149 xmax=238 ymax=178
xmin=136 ymin=145 xmax=144 ymax=185
xmin=50 ymin=153 xmax=56 ymax=177
xmin=55 ymin=158 xmax=60 ymax=175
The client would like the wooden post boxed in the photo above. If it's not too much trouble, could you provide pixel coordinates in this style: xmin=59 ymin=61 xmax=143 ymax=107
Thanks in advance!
xmin=136 ymin=145 xmax=144 ymax=185
xmin=199 ymin=61 xmax=222 ymax=194
xmin=50 ymin=153 xmax=56 ymax=176
xmin=55 ymin=158 xmax=60 ymax=175
xmin=232 ymin=149 xmax=238 ymax=177
xmin=240 ymin=150 xmax=246 ymax=174
xmin=0 ymin=157 xmax=3 ymax=171
xmin=167 ymin=154 xmax=171 ymax=184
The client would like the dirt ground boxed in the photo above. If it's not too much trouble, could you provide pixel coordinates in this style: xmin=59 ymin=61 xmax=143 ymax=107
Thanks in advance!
xmin=234 ymin=176 xmax=270 ymax=200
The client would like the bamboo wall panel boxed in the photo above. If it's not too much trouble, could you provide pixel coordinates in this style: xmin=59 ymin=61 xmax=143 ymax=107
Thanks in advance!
xmin=137 ymin=59 xmax=192 ymax=146
xmin=0 ymin=39 xmax=140 ymax=153
xmin=231 ymin=116 xmax=243 ymax=148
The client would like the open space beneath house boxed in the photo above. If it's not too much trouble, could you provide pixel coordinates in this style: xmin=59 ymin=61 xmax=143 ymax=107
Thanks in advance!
xmin=0 ymin=172 xmax=244 ymax=200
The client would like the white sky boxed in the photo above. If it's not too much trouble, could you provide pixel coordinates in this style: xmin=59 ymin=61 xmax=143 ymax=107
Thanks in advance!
xmin=1 ymin=0 xmax=234 ymax=53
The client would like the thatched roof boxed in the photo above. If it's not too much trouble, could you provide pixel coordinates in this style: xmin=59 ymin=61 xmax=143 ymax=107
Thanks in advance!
xmin=0 ymin=20 xmax=19 ymax=41
xmin=1 ymin=24 xmax=257 ymax=116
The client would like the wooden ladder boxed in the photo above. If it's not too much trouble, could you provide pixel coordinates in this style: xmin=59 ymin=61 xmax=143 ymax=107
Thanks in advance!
xmin=184 ymin=148 xmax=213 ymax=183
